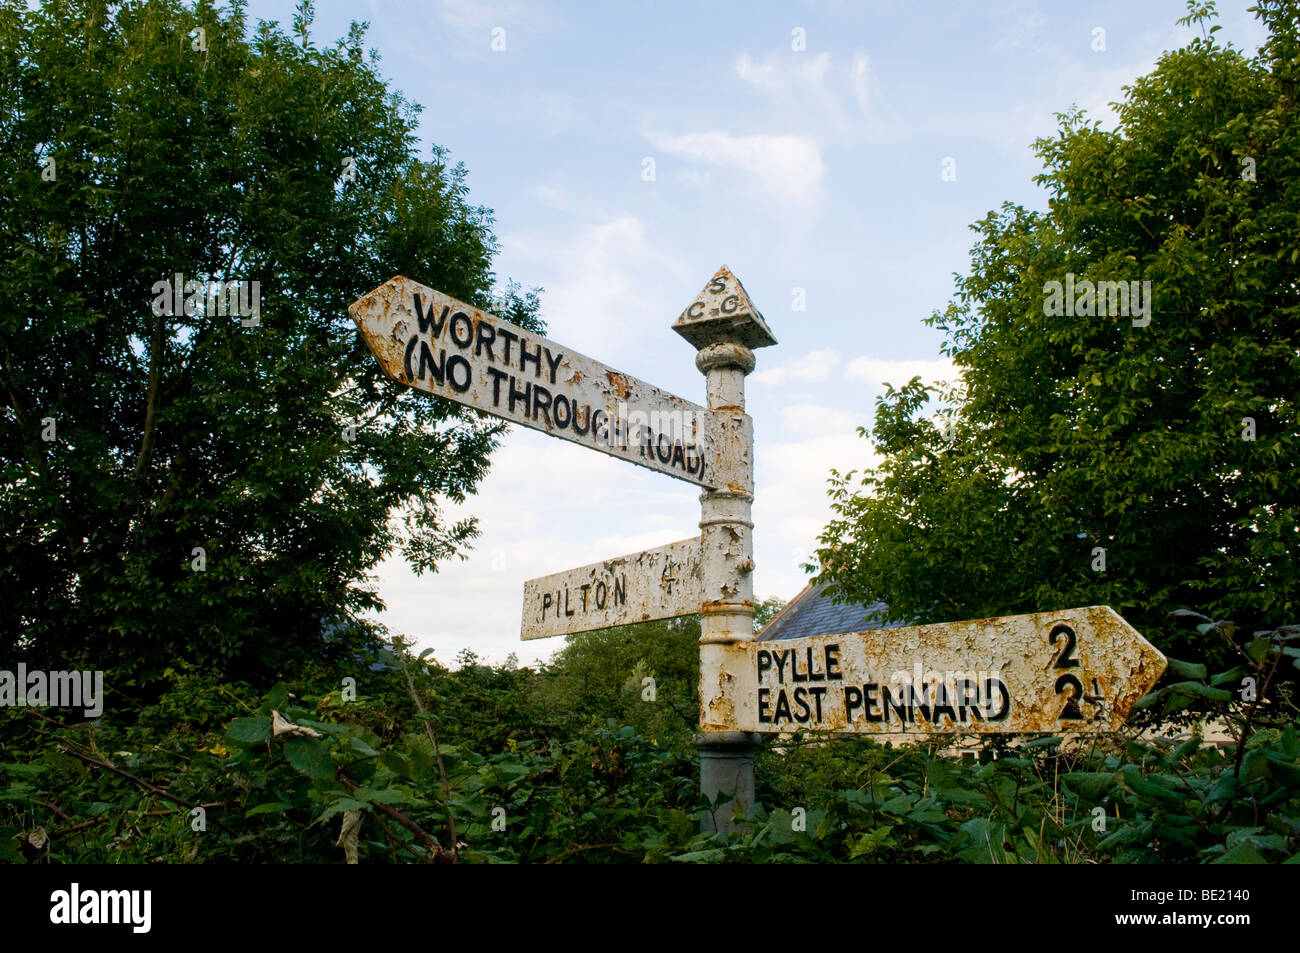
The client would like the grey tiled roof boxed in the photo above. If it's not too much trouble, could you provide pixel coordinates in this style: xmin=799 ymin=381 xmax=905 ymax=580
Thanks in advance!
xmin=760 ymin=581 xmax=901 ymax=641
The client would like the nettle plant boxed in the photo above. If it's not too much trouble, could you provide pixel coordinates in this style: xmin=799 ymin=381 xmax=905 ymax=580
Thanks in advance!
xmin=2 ymin=613 xmax=1297 ymax=865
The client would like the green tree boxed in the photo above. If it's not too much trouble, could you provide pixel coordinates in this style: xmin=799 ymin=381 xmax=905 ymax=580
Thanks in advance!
xmin=0 ymin=0 xmax=542 ymax=684
xmin=537 ymin=597 xmax=785 ymax=743
xmin=815 ymin=1 xmax=1298 ymax=662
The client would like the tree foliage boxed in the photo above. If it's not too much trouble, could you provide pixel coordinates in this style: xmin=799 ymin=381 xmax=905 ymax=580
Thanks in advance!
xmin=0 ymin=0 xmax=541 ymax=683
xmin=815 ymin=1 xmax=1299 ymax=662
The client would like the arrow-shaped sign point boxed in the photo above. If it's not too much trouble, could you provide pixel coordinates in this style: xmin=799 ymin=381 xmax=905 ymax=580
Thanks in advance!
xmin=349 ymin=275 xmax=722 ymax=489
xmin=720 ymin=605 xmax=1167 ymax=735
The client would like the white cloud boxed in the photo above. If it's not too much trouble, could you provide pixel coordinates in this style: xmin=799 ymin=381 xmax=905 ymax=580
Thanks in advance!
xmin=736 ymin=51 xmax=832 ymax=92
xmin=367 ymin=427 xmax=700 ymax=667
xmin=850 ymin=52 xmax=874 ymax=113
xmin=843 ymin=355 xmax=956 ymax=392
xmin=749 ymin=347 xmax=841 ymax=387
xmin=533 ymin=185 xmax=569 ymax=212
xmin=753 ymin=429 xmax=877 ymax=602
xmin=779 ymin=402 xmax=860 ymax=438
xmin=990 ymin=0 xmax=1048 ymax=53
xmin=433 ymin=0 xmax=541 ymax=33
xmin=646 ymin=130 xmax=825 ymax=206
xmin=501 ymin=214 xmax=690 ymax=365
xmin=733 ymin=49 xmax=889 ymax=138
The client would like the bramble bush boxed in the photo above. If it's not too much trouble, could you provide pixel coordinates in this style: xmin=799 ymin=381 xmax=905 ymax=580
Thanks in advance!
xmin=4 ymin=611 xmax=1297 ymax=864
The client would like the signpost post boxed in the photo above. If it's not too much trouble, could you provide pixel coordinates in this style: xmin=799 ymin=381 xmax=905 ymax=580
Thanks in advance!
xmin=351 ymin=269 xmax=1168 ymax=838
xmin=670 ymin=267 xmax=776 ymax=831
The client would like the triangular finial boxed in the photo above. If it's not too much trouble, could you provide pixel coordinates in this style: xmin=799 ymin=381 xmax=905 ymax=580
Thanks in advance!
xmin=673 ymin=265 xmax=777 ymax=350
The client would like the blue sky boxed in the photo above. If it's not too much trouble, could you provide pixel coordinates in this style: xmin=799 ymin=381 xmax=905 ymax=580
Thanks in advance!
xmin=251 ymin=0 xmax=1268 ymax=665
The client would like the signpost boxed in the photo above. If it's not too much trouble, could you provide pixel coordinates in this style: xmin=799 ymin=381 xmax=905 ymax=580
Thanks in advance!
xmin=351 ymin=267 xmax=1169 ymax=836
xmin=721 ymin=606 xmax=1166 ymax=735
xmin=349 ymin=276 xmax=721 ymax=488
xmin=521 ymin=537 xmax=703 ymax=641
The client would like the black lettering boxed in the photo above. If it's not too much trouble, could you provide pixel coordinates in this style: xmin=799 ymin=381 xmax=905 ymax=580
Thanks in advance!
xmin=882 ymin=685 xmax=909 ymax=723
xmin=475 ymin=321 xmax=497 ymax=361
xmin=486 ymin=366 xmax=508 ymax=406
xmin=564 ymin=588 xmax=574 ymax=617
xmin=638 ymin=426 xmax=654 ymax=458
xmin=844 ymin=685 xmax=863 ymax=719
xmin=519 ymin=338 xmax=542 ymax=377
xmin=419 ymin=342 xmax=445 ymax=384
xmin=957 ymin=678 xmax=979 ymax=722
xmin=793 ymin=687 xmax=811 ymax=723
xmin=757 ymin=650 xmax=772 ymax=680
xmin=656 ymin=432 xmax=672 ymax=463
xmin=687 ymin=301 xmax=705 ymax=319
xmin=864 ymin=684 xmax=882 ymax=722
xmin=720 ymin=294 xmax=739 ymax=314
xmin=508 ymin=377 xmax=531 ymax=415
xmin=708 ymin=276 xmax=726 ymax=294
xmin=532 ymin=385 xmax=553 ymax=426
xmin=671 ymin=441 xmax=686 ymax=469
xmin=984 ymin=678 xmax=1011 ymax=721
xmin=930 ymin=683 xmax=956 ymax=725
xmin=758 ymin=688 xmax=771 ymax=724
xmin=497 ymin=327 xmax=518 ymax=364
xmin=541 ymin=593 xmax=552 ymax=617
xmin=572 ymin=403 xmax=591 ymax=436
xmin=910 ymin=684 xmax=930 ymax=723
xmin=580 ymin=583 xmax=591 ymax=610
xmin=807 ymin=647 xmax=827 ymax=682
xmin=414 ymin=296 xmax=450 ymax=337
xmin=446 ymin=355 xmax=471 ymax=393
xmin=614 ymin=574 xmax=626 ymax=606
xmin=1050 ymin=623 xmax=1080 ymax=669
xmin=825 ymin=645 xmax=842 ymax=680
xmin=403 ymin=335 xmax=419 ymax=382
xmin=543 ymin=347 xmax=562 ymax=384
xmin=595 ymin=580 xmax=607 ymax=609
xmin=792 ymin=649 xmax=807 ymax=683
xmin=553 ymin=394 xmax=571 ymax=429
xmin=773 ymin=689 xmax=793 ymax=723
xmin=449 ymin=311 xmax=473 ymax=349
xmin=809 ymin=686 xmax=827 ymax=722
xmin=1055 ymin=673 xmax=1086 ymax=719
xmin=773 ymin=650 xmax=789 ymax=682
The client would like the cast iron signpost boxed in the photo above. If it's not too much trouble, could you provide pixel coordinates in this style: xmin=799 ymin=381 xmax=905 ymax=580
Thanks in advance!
xmin=724 ymin=606 xmax=1166 ymax=734
xmin=521 ymin=536 xmax=704 ymax=641
xmin=350 ymin=275 xmax=721 ymax=488
xmin=351 ymin=268 xmax=1168 ymax=835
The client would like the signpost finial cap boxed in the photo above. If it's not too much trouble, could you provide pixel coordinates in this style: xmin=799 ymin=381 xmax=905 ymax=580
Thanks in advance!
xmin=674 ymin=266 xmax=777 ymax=351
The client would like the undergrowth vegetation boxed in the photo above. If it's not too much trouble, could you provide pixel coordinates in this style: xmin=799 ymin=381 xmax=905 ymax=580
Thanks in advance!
xmin=4 ymin=613 xmax=1297 ymax=864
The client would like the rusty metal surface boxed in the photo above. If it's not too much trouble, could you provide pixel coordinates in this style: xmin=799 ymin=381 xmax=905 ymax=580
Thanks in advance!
xmin=350 ymin=276 xmax=729 ymax=489
xmin=521 ymin=537 xmax=703 ymax=640
xmin=715 ymin=606 xmax=1167 ymax=735
xmin=674 ymin=266 xmax=778 ymax=351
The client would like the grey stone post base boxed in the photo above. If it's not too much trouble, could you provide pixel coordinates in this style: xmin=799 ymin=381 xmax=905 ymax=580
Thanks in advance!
xmin=695 ymin=730 xmax=763 ymax=832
